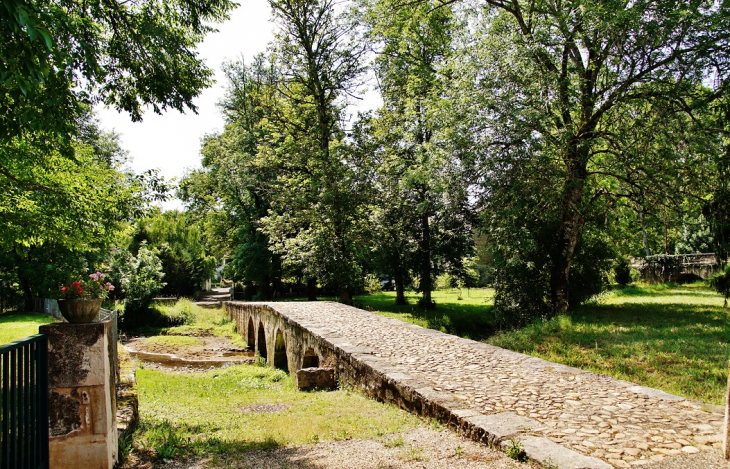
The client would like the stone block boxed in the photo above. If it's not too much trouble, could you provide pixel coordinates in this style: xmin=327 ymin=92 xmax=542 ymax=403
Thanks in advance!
xmin=40 ymin=321 xmax=117 ymax=469
xmin=511 ymin=436 xmax=613 ymax=469
xmin=297 ymin=367 xmax=336 ymax=391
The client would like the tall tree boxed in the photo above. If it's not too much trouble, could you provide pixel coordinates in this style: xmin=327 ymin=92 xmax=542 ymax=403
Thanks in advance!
xmin=456 ymin=0 xmax=730 ymax=313
xmin=259 ymin=0 xmax=367 ymax=304
xmin=362 ymin=0 xmax=473 ymax=307
xmin=180 ymin=54 xmax=283 ymax=299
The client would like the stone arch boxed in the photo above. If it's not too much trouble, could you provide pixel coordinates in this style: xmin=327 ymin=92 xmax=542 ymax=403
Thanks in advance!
xmin=247 ymin=317 xmax=255 ymax=351
xmin=302 ymin=347 xmax=319 ymax=368
xmin=257 ymin=322 xmax=267 ymax=359
xmin=274 ymin=329 xmax=288 ymax=372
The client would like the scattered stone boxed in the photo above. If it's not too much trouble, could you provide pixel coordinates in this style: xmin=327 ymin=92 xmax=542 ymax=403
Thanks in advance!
xmin=296 ymin=367 xmax=336 ymax=391
xmin=238 ymin=404 xmax=288 ymax=414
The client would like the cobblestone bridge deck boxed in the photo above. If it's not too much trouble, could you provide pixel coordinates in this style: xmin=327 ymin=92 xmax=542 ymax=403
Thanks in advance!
xmin=225 ymin=301 xmax=726 ymax=469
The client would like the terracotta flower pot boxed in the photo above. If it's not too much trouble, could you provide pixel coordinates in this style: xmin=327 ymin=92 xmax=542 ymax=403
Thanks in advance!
xmin=57 ymin=298 xmax=103 ymax=323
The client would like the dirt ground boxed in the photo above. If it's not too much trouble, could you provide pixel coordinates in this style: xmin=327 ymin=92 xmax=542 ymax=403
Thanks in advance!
xmin=145 ymin=426 xmax=536 ymax=469
xmin=124 ymin=335 xmax=252 ymax=360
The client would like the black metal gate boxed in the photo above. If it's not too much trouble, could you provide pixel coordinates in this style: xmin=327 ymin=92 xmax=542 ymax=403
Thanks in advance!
xmin=0 ymin=334 xmax=49 ymax=469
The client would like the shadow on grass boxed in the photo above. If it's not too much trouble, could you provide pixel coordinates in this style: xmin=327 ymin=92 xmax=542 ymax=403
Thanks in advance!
xmin=355 ymin=292 xmax=497 ymax=341
xmin=489 ymin=287 xmax=730 ymax=403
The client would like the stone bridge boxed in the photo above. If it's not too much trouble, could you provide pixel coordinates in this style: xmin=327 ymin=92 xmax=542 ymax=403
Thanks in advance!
xmin=225 ymin=301 xmax=725 ymax=469
xmin=631 ymin=253 xmax=721 ymax=283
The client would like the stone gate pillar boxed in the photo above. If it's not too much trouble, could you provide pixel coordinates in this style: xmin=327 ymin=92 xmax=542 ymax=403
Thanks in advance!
xmin=39 ymin=321 xmax=117 ymax=469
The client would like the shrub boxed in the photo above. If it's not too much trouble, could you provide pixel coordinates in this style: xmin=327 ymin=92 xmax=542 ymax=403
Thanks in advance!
xmin=113 ymin=244 xmax=165 ymax=329
xmin=613 ymin=257 xmax=632 ymax=286
xmin=710 ymin=265 xmax=730 ymax=307
xmin=435 ymin=273 xmax=454 ymax=290
xmin=364 ymin=274 xmax=382 ymax=294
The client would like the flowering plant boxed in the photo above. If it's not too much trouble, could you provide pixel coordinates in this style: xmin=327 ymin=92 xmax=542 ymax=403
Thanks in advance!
xmin=60 ymin=272 xmax=115 ymax=300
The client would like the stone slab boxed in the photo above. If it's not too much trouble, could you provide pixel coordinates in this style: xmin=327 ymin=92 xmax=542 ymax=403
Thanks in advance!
xmin=514 ymin=436 xmax=613 ymax=469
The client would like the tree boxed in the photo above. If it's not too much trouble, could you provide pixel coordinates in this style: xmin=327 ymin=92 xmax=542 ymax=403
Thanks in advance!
xmin=259 ymin=0 xmax=368 ymax=304
xmin=0 ymin=107 xmax=166 ymax=310
xmin=131 ymin=210 xmax=216 ymax=297
xmin=179 ymin=54 xmax=284 ymax=299
xmin=1 ymin=0 xmax=235 ymax=153
xmin=361 ymin=0 xmax=474 ymax=307
xmin=456 ymin=0 xmax=730 ymax=313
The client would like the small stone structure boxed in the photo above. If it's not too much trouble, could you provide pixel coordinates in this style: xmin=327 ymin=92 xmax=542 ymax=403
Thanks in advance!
xmin=39 ymin=321 xmax=117 ymax=469
xmin=297 ymin=367 xmax=336 ymax=391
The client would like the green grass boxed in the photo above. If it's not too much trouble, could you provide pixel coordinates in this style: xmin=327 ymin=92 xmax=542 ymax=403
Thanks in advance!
xmin=354 ymin=288 xmax=497 ymax=340
xmin=135 ymin=364 xmax=419 ymax=460
xmin=488 ymin=282 xmax=730 ymax=405
xmin=0 ymin=312 xmax=55 ymax=345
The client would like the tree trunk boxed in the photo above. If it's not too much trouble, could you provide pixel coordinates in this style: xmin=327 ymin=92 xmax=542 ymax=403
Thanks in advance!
xmin=419 ymin=212 xmax=434 ymax=309
xmin=640 ymin=210 xmax=651 ymax=257
xmin=307 ymin=278 xmax=317 ymax=301
xmin=339 ymin=289 xmax=353 ymax=305
xmin=394 ymin=269 xmax=407 ymax=305
xmin=549 ymin=146 xmax=587 ymax=314
xmin=19 ymin=274 xmax=34 ymax=312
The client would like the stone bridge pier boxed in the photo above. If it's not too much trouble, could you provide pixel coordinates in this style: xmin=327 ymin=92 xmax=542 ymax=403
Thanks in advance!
xmin=226 ymin=303 xmax=324 ymax=386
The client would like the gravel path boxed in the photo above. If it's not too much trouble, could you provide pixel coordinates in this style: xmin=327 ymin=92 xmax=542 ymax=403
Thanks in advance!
xmin=158 ymin=426 xmax=538 ymax=469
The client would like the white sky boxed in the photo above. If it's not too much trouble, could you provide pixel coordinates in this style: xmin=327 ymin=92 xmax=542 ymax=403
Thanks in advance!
xmin=96 ymin=0 xmax=380 ymax=211
xmin=96 ymin=0 xmax=274 ymax=210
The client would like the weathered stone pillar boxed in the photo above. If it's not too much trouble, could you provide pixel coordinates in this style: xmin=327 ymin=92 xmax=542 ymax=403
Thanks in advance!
xmin=39 ymin=321 xmax=117 ymax=469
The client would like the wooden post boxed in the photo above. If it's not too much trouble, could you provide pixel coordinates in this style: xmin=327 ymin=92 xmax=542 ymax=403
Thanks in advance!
xmin=725 ymin=360 xmax=730 ymax=459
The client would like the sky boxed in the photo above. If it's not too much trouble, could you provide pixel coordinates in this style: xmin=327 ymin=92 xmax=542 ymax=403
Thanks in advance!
xmin=95 ymin=0 xmax=275 ymax=210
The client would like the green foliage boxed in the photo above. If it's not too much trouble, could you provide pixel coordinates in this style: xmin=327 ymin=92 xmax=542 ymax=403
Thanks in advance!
xmin=179 ymin=55 xmax=282 ymax=299
xmin=0 ymin=0 xmax=235 ymax=149
xmin=435 ymin=273 xmax=454 ymax=290
xmin=360 ymin=0 xmax=474 ymax=307
xmin=451 ymin=0 xmax=729 ymax=314
xmin=365 ymin=274 xmax=382 ymax=294
xmin=614 ymin=257 xmax=633 ymax=286
xmin=506 ymin=439 xmax=526 ymax=462
xmin=131 ymin=211 xmax=216 ymax=297
xmin=710 ymin=265 xmax=730 ymax=307
xmin=113 ymin=244 xmax=165 ymax=328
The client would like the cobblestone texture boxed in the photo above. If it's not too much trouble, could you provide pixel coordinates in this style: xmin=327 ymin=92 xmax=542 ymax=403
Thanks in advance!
xmin=234 ymin=301 xmax=727 ymax=468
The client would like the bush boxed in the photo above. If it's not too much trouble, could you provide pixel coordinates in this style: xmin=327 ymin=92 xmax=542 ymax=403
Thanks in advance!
xmin=492 ymin=222 xmax=612 ymax=329
xmin=364 ymin=274 xmax=382 ymax=294
xmin=435 ymin=273 xmax=455 ymax=290
xmin=113 ymin=244 xmax=165 ymax=329
xmin=614 ymin=257 xmax=632 ymax=286
xmin=710 ymin=265 xmax=730 ymax=307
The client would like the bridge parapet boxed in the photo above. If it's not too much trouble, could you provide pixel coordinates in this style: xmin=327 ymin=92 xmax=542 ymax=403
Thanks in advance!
xmin=630 ymin=253 xmax=721 ymax=282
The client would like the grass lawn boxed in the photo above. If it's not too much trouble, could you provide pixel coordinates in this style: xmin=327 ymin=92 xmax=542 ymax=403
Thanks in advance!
xmin=354 ymin=288 xmax=496 ymax=340
xmin=488 ymin=283 xmax=730 ymax=405
xmin=134 ymin=364 xmax=419 ymax=462
xmin=0 ymin=312 xmax=55 ymax=345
